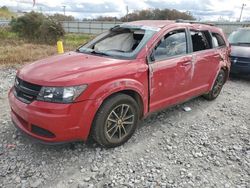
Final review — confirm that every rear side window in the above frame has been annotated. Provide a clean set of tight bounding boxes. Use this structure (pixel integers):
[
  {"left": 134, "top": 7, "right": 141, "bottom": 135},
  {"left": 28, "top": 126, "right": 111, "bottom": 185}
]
[
  {"left": 190, "top": 30, "right": 212, "bottom": 52},
  {"left": 153, "top": 29, "right": 187, "bottom": 61},
  {"left": 212, "top": 33, "right": 226, "bottom": 47}
]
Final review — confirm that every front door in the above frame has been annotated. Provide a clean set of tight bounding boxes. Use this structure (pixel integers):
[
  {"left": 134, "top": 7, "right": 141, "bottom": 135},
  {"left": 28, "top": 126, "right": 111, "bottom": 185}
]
[{"left": 148, "top": 29, "right": 194, "bottom": 112}]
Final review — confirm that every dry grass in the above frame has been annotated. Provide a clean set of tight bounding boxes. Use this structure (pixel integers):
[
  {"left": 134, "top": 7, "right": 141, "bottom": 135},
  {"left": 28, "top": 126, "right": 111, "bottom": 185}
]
[
  {"left": 0, "top": 40, "right": 57, "bottom": 66},
  {"left": 0, "top": 31, "right": 92, "bottom": 67}
]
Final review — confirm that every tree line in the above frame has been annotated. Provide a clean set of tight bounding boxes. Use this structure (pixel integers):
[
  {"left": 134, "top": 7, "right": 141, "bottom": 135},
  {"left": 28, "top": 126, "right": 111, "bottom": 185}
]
[
  {"left": 2, "top": 6, "right": 195, "bottom": 22},
  {"left": 94, "top": 8, "right": 195, "bottom": 22}
]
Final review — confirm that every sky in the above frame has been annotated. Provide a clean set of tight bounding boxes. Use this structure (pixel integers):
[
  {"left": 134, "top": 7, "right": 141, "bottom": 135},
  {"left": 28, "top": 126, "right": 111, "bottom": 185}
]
[{"left": 1, "top": 0, "right": 250, "bottom": 21}]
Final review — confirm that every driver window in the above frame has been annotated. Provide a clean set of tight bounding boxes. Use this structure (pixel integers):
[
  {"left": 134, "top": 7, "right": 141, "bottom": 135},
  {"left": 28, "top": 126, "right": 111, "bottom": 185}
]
[{"left": 153, "top": 29, "right": 187, "bottom": 61}]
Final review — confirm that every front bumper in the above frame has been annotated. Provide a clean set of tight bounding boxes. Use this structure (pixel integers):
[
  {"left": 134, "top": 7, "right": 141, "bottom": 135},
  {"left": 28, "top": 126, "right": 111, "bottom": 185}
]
[
  {"left": 230, "top": 60, "right": 250, "bottom": 75},
  {"left": 8, "top": 88, "right": 97, "bottom": 143}
]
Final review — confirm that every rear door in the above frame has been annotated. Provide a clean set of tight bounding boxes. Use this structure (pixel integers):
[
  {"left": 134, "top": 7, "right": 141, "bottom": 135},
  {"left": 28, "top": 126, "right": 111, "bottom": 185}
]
[
  {"left": 148, "top": 28, "right": 194, "bottom": 112},
  {"left": 187, "top": 29, "right": 219, "bottom": 95}
]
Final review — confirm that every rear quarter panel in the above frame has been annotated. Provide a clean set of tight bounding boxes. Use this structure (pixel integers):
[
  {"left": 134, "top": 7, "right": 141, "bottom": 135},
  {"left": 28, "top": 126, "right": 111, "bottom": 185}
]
[{"left": 209, "top": 27, "right": 231, "bottom": 87}]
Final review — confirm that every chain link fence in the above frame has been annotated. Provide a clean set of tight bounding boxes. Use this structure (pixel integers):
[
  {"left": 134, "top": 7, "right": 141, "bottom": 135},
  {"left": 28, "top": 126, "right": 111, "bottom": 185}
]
[{"left": 61, "top": 21, "right": 122, "bottom": 34}]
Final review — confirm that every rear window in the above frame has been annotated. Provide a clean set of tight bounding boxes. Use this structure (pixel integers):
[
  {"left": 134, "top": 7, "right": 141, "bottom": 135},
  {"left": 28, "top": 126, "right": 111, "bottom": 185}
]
[
  {"left": 190, "top": 30, "right": 212, "bottom": 52},
  {"left": 212, "top": 33, "right": 226, "bottom": 47}
]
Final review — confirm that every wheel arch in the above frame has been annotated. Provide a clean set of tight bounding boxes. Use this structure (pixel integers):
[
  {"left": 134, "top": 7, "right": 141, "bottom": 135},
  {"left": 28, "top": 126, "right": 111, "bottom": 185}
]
[
  {"left": 106, "top": 89, "right": 145, "bottom": 119},
  {"left": 89, "top": 79, "right": 148, "bottom": 118},
  {"left": 82, "top": 79, "right": 148, "bottom": 141},
  {"left": 221, "top": 66, "right": 229, "bottom": 83},
  {"left": 209, "top": 65, "right": 229, "bottom": 91}
]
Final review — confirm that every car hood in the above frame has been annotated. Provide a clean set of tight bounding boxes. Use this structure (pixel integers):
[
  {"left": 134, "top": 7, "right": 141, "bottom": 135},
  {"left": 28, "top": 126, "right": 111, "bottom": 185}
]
[
  {"left": 230, "top": 45, "right": 250, "bottom": 58},
  {"left": 17, "top": 51, "right": 130, "bottom": 86}
]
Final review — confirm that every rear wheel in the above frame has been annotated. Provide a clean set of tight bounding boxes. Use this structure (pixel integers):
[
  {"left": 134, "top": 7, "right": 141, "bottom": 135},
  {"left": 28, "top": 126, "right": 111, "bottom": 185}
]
[
  {"left": 203, "top": 69, "right": 226, "bottom": 100},
  {"left": 91, "top": 94, "right": 139, "bottom": 148}
]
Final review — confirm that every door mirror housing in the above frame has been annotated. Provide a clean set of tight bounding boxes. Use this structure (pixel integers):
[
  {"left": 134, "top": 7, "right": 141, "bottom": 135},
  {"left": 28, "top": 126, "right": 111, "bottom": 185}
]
[{"left": 149, "top": 50, "right": 155, "bottom": 63}]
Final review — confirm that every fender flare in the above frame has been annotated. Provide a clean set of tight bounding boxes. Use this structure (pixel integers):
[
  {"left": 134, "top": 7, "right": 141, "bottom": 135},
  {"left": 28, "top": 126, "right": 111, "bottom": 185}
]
[
  {"left": 209, "top": 62, "right": 229, "bottom": 91},
  {"left": 90, "top": 79, "right": 148, "bottom": 114}
]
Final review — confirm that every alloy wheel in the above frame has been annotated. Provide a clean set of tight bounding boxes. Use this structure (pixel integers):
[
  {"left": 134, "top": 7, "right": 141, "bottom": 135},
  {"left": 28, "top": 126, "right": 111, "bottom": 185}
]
[
  {"left": 104, "top": 104, "right": 135, "bottom": 143},
  {"left": 212, "top": 72, "right": 224, "bottom": 97}
]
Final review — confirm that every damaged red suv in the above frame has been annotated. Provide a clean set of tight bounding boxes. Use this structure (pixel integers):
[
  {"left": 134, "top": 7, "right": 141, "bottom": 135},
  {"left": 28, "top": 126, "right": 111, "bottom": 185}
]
[{"left": 8, "top": 20, "right": 230, "bottom": 147}]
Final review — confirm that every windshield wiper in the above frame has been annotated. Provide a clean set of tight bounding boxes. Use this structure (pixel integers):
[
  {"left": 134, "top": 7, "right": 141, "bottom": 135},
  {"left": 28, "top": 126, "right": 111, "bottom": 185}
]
[
  {"left": 89, "top": 50, "right": 110, "bottom": 56},
  {"left": 77, "top": 48, "right": 110, "bottom": 57}
]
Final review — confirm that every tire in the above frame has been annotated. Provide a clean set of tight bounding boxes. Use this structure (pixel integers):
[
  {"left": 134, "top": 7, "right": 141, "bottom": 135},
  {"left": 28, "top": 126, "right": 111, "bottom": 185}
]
[
  {"left": 91, "top": 93, "right": 139, "bottom": 148},
  {"left": 203, "top": 69, "right": 226, "bottom": 101}
]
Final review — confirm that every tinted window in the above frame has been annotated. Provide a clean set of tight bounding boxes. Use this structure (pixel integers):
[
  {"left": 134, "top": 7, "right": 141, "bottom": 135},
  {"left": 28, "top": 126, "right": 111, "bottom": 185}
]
[
  {"left": 191, "top": 30, "right": 212, "bottom": 52},
  {"left": 153, "top": 30, "right": 187, "bottom": 61},
  {"left": 212, "top": 33, "right": 226, "bottom": 47}
]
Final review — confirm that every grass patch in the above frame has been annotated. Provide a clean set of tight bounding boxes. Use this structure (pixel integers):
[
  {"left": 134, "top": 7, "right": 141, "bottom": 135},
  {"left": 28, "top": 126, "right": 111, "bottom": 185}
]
[
  {"left": 0, "top": 29, "right": 18, "bottom": 39},
  {"left": 63, "top": 33, "right": 93, "bottom": 50},
  {"left": 0, "top": 42, "right": 57, "bottom": 65},
  {"left": 0, "top": 29, "right": 93, "bottom": 66}
]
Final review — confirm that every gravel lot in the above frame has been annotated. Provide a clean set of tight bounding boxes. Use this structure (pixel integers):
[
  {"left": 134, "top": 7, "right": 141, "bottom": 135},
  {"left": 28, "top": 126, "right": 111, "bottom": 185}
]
[{"left": 0, "top": 67, "right": 249, "bottom": 188}]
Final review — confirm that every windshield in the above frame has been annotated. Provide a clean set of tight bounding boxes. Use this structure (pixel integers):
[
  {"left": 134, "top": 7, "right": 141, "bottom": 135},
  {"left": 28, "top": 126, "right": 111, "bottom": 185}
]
[
  {"left": 228, "top": 29, "right": 250, "bottom": 45},
  {"left": 77, "top": 25, "right": 158, "bottom": 59}
]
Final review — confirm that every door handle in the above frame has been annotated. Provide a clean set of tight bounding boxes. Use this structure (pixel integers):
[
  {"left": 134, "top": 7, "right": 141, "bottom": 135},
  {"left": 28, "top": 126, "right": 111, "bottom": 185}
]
[
  {"left": 181, "top": 61, "right": 192, "bottom": 66},
  {"left": 138, "top": 67, "right": 147, "bottom": 73}
]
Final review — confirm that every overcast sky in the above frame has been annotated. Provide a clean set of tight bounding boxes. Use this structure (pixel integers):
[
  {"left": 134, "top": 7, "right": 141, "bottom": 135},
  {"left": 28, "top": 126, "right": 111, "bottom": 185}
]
[{"left": 1, "top": 0, "right": 250, "bottom": 21}]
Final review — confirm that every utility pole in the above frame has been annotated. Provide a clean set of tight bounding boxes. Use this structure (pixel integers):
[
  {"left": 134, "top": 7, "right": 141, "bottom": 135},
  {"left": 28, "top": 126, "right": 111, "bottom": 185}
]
[
  {"left": 16, "top": 0, "right": 20, "bottom": 12},
  {"left": 126, "top": 5, "right": 129, "bottom": 22},
  {"left": 62, "top": 5, "right": 66, "bottom": 16},
  {"left": 239, "top": 3, "right": 246, "bottom": 22}
]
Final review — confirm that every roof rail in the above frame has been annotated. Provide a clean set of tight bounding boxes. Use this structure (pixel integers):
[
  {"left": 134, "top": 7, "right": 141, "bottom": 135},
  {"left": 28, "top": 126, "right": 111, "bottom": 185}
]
[{"left": 176, "top": 19, "right": 214, "bottom": 26}]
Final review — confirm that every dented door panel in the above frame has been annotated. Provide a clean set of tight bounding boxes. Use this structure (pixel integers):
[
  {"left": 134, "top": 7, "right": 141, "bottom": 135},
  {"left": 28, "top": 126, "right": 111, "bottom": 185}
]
[
  {"left": 149, "top": 55, "right": 194, "bottom": 112},
  {"left": 189, "top": 49, "right": 220, "bottom": 95}
]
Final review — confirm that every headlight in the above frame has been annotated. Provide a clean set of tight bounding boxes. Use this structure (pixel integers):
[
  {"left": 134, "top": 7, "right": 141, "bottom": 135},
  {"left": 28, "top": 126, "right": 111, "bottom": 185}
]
[{"left": 37, "top": 85, "right": 87, "bottom": 103}]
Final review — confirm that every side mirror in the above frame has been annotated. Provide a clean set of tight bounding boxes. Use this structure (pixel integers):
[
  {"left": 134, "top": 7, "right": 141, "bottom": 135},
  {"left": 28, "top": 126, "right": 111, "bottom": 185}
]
[{"left": 149, "top": 50, "right": 155, "bottom": 62}]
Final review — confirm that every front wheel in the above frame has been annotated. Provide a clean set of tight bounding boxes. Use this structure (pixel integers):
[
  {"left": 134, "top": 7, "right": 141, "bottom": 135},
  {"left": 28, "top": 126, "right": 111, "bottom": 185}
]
[
  {"left": 91, "top": 94, "right": 139, "bottom": 148},
  {"left": 203, "top": 69, "right": 226, "bottom": 100}
]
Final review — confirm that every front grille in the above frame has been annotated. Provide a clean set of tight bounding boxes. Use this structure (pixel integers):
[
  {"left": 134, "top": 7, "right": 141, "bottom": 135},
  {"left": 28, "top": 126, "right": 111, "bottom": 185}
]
[
  {"left": 230, "top": 56, "right": 250, "bottom": 67},
  {"left": 14, "top": 77, "right": 42, "bottom": 104},
  {"left": 31, "top": 124, "right": 55, "bottom": 138}
]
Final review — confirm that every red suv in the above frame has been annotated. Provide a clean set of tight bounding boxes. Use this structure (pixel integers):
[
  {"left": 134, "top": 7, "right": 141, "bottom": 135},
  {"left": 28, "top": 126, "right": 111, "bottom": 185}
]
[{"left": 8, "top": 20, "right": 230, "bottom": 147}]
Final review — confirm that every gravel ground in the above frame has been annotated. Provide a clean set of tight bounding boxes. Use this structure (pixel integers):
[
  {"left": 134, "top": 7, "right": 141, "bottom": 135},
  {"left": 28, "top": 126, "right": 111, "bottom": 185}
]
[{"left": 0, "top": 67, "right": 249, "bottom": 188}]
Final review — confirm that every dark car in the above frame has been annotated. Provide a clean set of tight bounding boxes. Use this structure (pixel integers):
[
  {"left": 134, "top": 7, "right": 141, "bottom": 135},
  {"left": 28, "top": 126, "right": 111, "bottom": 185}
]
[{"left": 228, "top": 28, "right": 250, "bottom": 75}]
